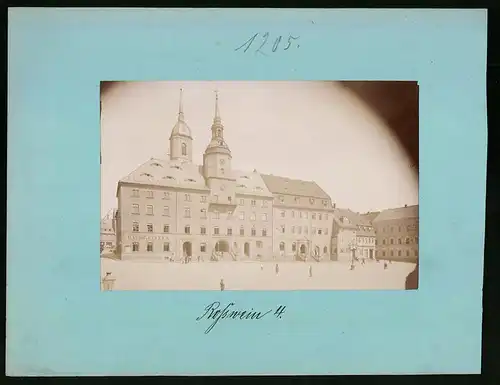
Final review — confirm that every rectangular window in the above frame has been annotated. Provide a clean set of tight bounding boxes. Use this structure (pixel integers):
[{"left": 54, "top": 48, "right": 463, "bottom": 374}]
[
  {"left": 323, "top": 200, "right": 328, "bottom": 207},
  {"left": 200, "top": 209, "right": 207, "bottom": 219},
  {"left": 250, "top": 212, "right": 256, "bottom": 221},
  {"left": 147, "top": 190, "right": 154, "bottom": 198},
  {"left": 292, "top": 226, "right": 295, "bottom": 234},
  {"left": 319, "top": 214, "right": 322, "bottom": 220},
  {"left": 251, "top": 227, "right": 256, "bottom": 236},
  {"left": 201, "top": 243, "right": 207, "bottom": 253},
  {"left": 147, "top": 223, "right": 153, "bottom": 232},
  {"left": 132, "top": 222, "right": 139, "bottom": 232},
  {"left": 213, "top": 195, "right": 219, "bottom": 202},
  {"left": 299, "top": 211, "right": 303, "bottom": 218},
  {"left": 318, "top": 229, "right": 322, "bottom": 235},
  {"left": 132, "top": 242, "right": 139, "bottom": 252},
  {"left": 132, "top": 204, "right": 140, "bottom": 214},
  {"left": 147, "top": 242, "right": 153, "bottom": 252},
  {"left": 257, "top": 241, "right": 263, "bottom": 248},
  {"left": 298, "top": 226, "right": 302, "bottom": 234},
  {"left": 163, "top": 224, "right": 170, "bottom": 233},
  {"left": 304, "top": 212, "right": 308, "bottom": 219},
  {"left": 240, "top": 199, "right": 244, "bottom": 205},
  {"left": 262, "top": 200, "right": 268, "bottom": 208},
  {"left": 184, "top": 207, "right": 191, "bottom": 218},
  {"left": 262, "top": 228, "right": 267, "bottom": 237},
  {"left": 239, "top": 211, "right": 245, "bottom": 220},
  {"left": 280, "top": 210, "right": 285, "bottom": 218},
  {"left": 214, "top": 211, "right": 220, "bottom": 220},
  {"left": 163, "top": 191, "right": 170, "bottom": 200},
  {"left": 227, "top": 211, "right": 233, "bottom": 219},
  {"left": 292, "top": 211, "right": 295, "bottom": 218},
  {"left": 185, "top": 194, "right": 191, "bottom": 202},
  {"left": 240, "top": 227, "right": 245, "bottom": 236},
  {"left": 163, "top": 242, "right": 170, "bottom": 252},
  {"left": 132, "top": 189, "right": 139, "bottom": 197},
  {"left": 312, "top": 213, "right": 316, "bottom": 220},
  {"left": 184, "top": 226, "right": 190, "bottom": 234},
  {"left": 227, "top": 228, "right": 232, "bottom": 235},
  {"left": 251, "top": 200, "right": 256, "bottom": 206},
  {"left": 163, "top": 206, "right": 170, "bottom": 216},
  {"left": 146, "top": 205, "right": 153, "bottom": 215},
  {"left": 201, "top": 226, "right": 206, "bottom": 235},
  {"left": 304, "top": 226, "right": 308, "bottom": 234},
  {"left": 261, "top": 213, "right": 267, "bottom": 221},
  {"left": 281, "top": 225, "right": 285, "bottom": 234},
  {"left": 200, "top": 195, "right": 207, "bottom": 203},
  {"left": 214, "top": 227, "right": 220, "bottom": 235}
]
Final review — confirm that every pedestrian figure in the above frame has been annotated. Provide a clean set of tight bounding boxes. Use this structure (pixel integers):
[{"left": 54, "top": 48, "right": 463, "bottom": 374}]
[
  {"left": 309, "top": 265, "right": 313, "bottom": 278},
  {"left": 384, "top": 261, "right": 388, "bottom": 270},
  {"left": 275, "top": 263, "right": 279, "bottom": 275},
  {"left": 350, "top": 263, "right": 355, "bottom": 271},
  {"left": 220, "top": 278, "right": 225, "bottom": 291}
]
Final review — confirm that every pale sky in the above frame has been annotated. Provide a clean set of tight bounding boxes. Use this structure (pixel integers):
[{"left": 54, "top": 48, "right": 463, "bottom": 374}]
[{"left": 101, "top": 81, "right": 418, "bottom": 217}]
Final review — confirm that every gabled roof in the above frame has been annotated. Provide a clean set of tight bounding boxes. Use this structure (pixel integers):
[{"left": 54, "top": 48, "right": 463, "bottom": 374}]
[
  {"left": 118, "top": 158, "right": 273, "bottom": 197},
  {"left": 333, "top": 208, "right": 376, "bottom": 236},
  {"left": 373, "top": 205, "right": 419, "bottom": 222},
  {"left": 233, "top": 169, "right": 273, "bottom": 198},
  {"left": 260, "top": 174, "right": 331, "bottom": 200},
  {"left": 119, "top": 158, "right": 209, "bottom": 191}
]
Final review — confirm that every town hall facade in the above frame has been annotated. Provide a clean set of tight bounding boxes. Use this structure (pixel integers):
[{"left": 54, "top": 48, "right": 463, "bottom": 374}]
[{"left": 114, "top": 90, "right": 336, "bottom": 262}]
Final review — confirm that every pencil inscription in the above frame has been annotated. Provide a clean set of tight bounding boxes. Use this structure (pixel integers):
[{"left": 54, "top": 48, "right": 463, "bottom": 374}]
[{"left": 235, "top": 33, "right": 300, "bottom": 55}]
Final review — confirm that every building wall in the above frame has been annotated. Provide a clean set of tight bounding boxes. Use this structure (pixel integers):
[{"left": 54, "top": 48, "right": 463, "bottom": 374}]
[
  {"left": 374, "top": 218, "right": 419, "bottom": 261},
  {"left": 356, "top": 235, "right": 376, "bottom": 259},
  {"left": 117, "top": 184, "right": 275, "bottom": 260},
  {"left": 271, "top": 200, "right": 334, "bottom": 261},
  {"left": 332, "top": 228, "right": 356, "bottom": 262}
]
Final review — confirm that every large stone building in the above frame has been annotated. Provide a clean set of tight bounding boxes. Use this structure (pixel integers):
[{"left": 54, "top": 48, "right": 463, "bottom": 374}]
[
  {"left": 372, "top": 205, "right": 419, "bottom": 262},
  {"left": 331, "top": 209, "right": 376, "bottom": 262},
  {"left": 114, "top": 91, "right": 335, "bottom": 261}
]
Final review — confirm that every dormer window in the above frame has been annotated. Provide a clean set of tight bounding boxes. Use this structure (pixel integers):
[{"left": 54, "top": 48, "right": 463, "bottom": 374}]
[
  {"left": 185, "top": 178, "right": 196, "bottom": 183},
  {"left": 279, "top": 195, "right": 285, "bottom": 203},
  {"left": 309, "top": 198, "right": 315, "bottom": 204},
  {"left": 141, "top": 173, "right": 153, "bottom": 178},
  {"left": 241, "top": 176, "right": 250, "bottom": 179},
  {"left": 255, "top": 186, "right": 263, "bottom": 191},
  {"left": 163, "top": 176, "right": 176, "bottom": 180},
  {"left": 323, "top": 200, "right": 328, "bottom": 206},
  {"left": 237, "top": 184, "right": 247, "bottom": 188},
  {"left": 151, "top": 162, "right": 163, "bottom": 167},
  {"left": 170, "top": 165, "right": 181, "bottom": 170}
]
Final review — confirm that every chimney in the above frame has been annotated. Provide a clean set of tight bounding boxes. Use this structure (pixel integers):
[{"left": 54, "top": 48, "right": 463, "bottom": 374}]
[{"left": 404, "top": 204, "right": 408, "bottom": 208}]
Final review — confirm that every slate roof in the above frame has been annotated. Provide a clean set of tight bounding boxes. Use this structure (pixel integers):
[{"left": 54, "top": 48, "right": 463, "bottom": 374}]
[
  {"left": 372, "top": 205, "right": 419, "bottom": 222},
  {"left": 118, "top": 158, "right": 273, "bottom": 197},
  {"left": 260, "top": 174, "right": 331, "bottom": 199},
  {"left": 333, "top": 208, "right": 376, "bottom": 236}
]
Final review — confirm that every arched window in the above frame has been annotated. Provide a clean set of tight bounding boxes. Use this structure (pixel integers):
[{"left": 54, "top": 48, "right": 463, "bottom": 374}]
[
  {"left": 390, "top": 238, "right": 394, "bottom": 245},
  {"left": 398, "top": 250, "right": 402, "bottom": 257},
  {"left": 323, "top": 246, "right": 328, "bottom": 254},
  {"left": 382, "top": 239, "right": 386, "bottom": 245},
  {"left": 390, "top": 250, "right": 394, "bottom": 257},
  {"left": 181, "top": 143, "right": 187, "bottom": 156},
  {"left": 279, "top": 242, "right": 285, "bottom": 251},
  {"left": 398, "top": 238, "right": 402, "bottom": 244},
  {"left": 405, "top": 237, "right": 410, "bottom": 244},
  {"left": 406, "top": 250, "right": 410, "bottom": 257},
  {"left": 292, "top": 243, "right": 297, "bottom": 252}
]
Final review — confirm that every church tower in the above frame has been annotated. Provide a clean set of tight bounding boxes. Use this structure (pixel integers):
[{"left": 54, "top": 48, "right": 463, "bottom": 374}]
[
  {"left": 169, "top": 89, "right": 193, "bottom": 162},
  {"left": 203, "top": 91, "right": 237, "bottom": 206}
]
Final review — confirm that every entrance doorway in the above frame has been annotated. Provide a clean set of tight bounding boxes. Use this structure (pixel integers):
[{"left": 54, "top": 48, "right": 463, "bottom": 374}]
[
  {"left": 215, "top": 240, "right": 229, "bottom": 253},
  {"left": 244, "top": 242, "right": 250, "bottom": 257},
  {"left": 300, "top": 244, "right": 307, "bottom": 254},
  {"left": 369, "top": 249, "right": 373, "bottom": 259},
  {"left": 183, "top": 242, "right": 192, "bottom": 257}
]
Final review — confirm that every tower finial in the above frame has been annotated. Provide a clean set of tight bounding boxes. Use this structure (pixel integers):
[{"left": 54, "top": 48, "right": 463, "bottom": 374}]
[
  {"left": 214, "top": 90, "right": 220, "bottom": 120},
  {"left": 178, "top": 88, "right": 184, "bottom": 118}
]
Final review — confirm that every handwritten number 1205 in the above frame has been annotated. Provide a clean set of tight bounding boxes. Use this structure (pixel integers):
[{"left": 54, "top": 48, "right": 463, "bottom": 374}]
[{"left": 235, "top": 33, "right": 300, "bottom": 55}]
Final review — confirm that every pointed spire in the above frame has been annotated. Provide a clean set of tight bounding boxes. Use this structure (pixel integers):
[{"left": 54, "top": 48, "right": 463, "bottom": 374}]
[
  {"left": 178, "top": 88, "right": 185, "bottom": 121},
  {"left": 214, "top": 90, "right": 221, "bottom": 123}
]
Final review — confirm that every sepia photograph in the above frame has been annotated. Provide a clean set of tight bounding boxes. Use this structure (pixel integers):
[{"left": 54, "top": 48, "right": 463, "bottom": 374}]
[{"left": 100, "top": 81, "right": 419, "bottom": 291}]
